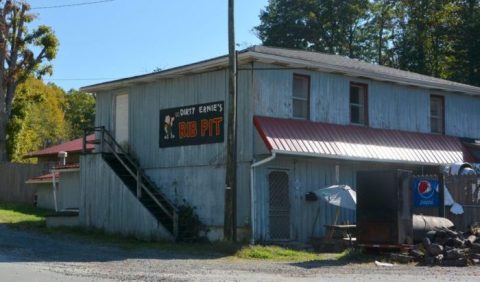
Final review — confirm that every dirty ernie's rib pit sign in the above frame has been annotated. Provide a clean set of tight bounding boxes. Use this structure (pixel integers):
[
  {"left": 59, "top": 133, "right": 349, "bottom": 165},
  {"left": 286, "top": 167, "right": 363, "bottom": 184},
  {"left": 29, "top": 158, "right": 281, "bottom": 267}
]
[{"left": 159, "top": 101, "right": 224, "bottom": 148}]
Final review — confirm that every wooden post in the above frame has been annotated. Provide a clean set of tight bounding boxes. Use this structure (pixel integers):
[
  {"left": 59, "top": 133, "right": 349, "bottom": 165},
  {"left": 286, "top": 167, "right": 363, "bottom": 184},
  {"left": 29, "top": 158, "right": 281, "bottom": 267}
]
[
  {"left": 438, "top": 173, "right": 445, "bottom": 217},
  {"left": 82, "top": 129, "right": 87, "bottom": 154},
  {"left": 224, "top": 0, "right": 237, "bottom": 242},
  {"left": 137, "top": 169, "right": 142, "bottom": 199},
  {"left": 100, "top": 128, "right": 105, "bottom": 153}
]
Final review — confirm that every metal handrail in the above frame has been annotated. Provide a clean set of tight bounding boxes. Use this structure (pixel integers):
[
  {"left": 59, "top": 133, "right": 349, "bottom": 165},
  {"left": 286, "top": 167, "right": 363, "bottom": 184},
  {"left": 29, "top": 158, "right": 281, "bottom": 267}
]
[{"left": 83, "top": 127, "right": 179, "bottom": 236}]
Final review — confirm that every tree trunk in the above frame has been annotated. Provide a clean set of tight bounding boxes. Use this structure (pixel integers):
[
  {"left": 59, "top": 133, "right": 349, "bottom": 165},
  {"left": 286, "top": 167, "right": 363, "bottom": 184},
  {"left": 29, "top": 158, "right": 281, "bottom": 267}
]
[{"left": 0, "top": 110, "right": 8, "bottom": 162}]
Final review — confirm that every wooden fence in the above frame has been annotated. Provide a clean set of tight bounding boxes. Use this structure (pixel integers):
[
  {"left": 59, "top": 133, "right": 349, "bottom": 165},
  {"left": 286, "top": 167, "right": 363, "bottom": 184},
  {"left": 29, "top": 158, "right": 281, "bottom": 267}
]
[
  {"left": 413, "top": 175, "right": 480, "bottom": 231},
  {"left": 0, "top": 163, "right": 44, "bottom": 205},
  {"left": 445, "top": 175, "right": 480, "bottom": 230}
]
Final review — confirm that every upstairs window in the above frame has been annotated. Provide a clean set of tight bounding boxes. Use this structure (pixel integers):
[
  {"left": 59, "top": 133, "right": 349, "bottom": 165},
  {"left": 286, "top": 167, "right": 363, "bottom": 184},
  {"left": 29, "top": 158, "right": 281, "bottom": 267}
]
[
  {"left": 292, "top": 74, "right": 310, "bottom": 119},
  {"left": 350, "top": 83, "right": 368, "bottom": 126},
  {"left": 430, "top": 95, "right": 444, "bottom": 134}
]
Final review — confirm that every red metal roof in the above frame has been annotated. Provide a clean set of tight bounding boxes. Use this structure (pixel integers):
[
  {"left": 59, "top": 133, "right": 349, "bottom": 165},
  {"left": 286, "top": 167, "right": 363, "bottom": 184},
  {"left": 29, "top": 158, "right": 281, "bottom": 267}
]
[
  {"left": 254, "top": 116, "right": 473, "bottom": 165},
  {"left": 25, "top": 134, "right": 95, "bottom": 158},
  {"left": 25, "top": 172, "right": 60, "bottom": 184}
]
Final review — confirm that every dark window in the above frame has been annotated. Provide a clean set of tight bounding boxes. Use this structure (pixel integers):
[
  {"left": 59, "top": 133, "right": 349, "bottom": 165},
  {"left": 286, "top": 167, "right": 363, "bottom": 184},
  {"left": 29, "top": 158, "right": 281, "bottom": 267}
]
[
  {"left": 292, "top": 74, "right": 310, "bottom": 119},
  {"left": 350, "top": 83, "right": 368, "bottom": 125},
  {"left": 430, "top": 95, "right": 444, "bottom": 134}
]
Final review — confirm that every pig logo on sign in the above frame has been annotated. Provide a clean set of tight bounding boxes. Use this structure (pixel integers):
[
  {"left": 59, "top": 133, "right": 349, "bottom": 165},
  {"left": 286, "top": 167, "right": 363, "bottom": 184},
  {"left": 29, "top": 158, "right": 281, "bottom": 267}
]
[{"left": 164, "top": 115, "right": 175, "bottom": 140}]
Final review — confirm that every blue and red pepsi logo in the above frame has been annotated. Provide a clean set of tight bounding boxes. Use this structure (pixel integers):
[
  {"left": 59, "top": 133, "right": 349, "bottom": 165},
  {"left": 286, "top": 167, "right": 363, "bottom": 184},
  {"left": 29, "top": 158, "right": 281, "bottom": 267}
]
[{"left": 417, "top": 180, "right": 434, "bottom": 199}]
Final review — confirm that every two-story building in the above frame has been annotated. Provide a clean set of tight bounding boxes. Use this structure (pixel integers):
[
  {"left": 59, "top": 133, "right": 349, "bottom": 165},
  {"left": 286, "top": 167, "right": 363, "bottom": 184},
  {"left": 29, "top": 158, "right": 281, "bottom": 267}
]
[{"left": 80, "top": 46, "right": 480, "bottom": 243}]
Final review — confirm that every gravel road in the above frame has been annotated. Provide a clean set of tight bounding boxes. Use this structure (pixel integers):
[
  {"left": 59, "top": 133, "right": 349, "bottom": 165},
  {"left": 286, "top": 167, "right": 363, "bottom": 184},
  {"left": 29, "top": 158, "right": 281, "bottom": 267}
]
[{"left": 1, "top": 224, "right": 479, "bottom": 282}]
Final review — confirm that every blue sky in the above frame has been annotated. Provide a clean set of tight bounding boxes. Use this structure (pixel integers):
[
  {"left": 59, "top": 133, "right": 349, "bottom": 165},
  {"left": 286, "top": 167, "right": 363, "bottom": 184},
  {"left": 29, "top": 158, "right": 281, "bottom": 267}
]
[{"left": 29, "top": 0, "right": 268, "bottom": 91}]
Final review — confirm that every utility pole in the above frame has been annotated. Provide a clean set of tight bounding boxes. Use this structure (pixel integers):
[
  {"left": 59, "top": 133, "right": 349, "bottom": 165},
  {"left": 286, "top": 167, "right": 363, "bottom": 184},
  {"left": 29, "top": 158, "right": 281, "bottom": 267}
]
[{"left": 224, "top": 0, "right": 237, "bottom": 241}]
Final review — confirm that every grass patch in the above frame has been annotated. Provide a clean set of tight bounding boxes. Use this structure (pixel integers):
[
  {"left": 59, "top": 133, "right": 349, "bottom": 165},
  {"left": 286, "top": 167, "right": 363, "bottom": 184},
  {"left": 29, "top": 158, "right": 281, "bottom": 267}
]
[
  {"left": 0, "top": 203, "right": 360, "bottom": 262},
  {"left": 236, "top": 245, "right": 321, "bottom": 261},
  {"left": 0, "top": 202, "right": 50, "bottom": 229}
]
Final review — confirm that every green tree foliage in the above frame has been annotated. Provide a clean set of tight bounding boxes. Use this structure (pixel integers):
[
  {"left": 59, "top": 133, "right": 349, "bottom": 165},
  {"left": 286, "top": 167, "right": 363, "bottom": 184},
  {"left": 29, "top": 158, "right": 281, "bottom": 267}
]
[
  {"left": 0, "top": 1, "right": 59, "bottom": 162},
  {"left": 255, "top": 0, "right": 480, "bottom": 86},
  {"left": 65, "top": 90, "right": 96, "bottom": 139},
  {"left": 446, "top": 0, "right": 480, "bottom": 85},
  {"left": 7, "top": 78, "right": 67, "bottom": 163},
  {"left": 256, "top": 0, "right": 369, "bottom": 58}
]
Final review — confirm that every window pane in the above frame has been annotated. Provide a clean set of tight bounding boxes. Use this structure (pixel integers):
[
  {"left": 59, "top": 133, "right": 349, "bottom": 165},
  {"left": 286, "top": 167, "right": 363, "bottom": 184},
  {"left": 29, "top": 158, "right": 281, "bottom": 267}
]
[
  {"left": 350, "top": 83, "right": 367, "bottom": 125},
  {"left": 292, "top": 75, "right": 309, "bottom": 119},
  {"left": 293, "top": 76, "right": 309, "bottom": 99},
  {"left": 350, "top": 87, "right": 360, "bottom": 104},
  {"left": 431, "top": 99, "right": 440, "bottom": 117},
  {"left": 351, "top": 106, "right": 360, "bottom": 124},
  {"left": 430, "top": 96, "right": 444, "bottom": 134},
  {"left": 431, "top": 118, "right": 438, "bottom": 133},
  {"left": 293, "top": 99, "right": 308, "bottom": 119}
]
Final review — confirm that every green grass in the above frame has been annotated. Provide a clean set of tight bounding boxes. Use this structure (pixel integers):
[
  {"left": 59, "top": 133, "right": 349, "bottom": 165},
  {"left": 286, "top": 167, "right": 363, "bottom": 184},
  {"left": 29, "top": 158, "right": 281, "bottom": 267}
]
[
  {"left": 236, "top": 245, "right": 322, "bottom": 261},
  {"left": 0, "top": 202, "right": 357, "bottom": 262},
  {"left": 0, "top": 202, "right": 51, "bottom": 228}
]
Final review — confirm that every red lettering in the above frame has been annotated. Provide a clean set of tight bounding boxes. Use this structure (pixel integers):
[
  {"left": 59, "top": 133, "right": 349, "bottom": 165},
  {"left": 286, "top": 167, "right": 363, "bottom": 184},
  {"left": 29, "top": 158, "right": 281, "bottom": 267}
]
[
  {"left": 178, "top": 122, "right": 187, "bottom": 139},
  {"left": 188, "top": 121, "right": 197, "bottom": 137},
  {"left": 200, "top": 119, "right": 209, "bottom": 137},
  {"left": 211, "top": 117, "right": 223, "bottom": 136}
]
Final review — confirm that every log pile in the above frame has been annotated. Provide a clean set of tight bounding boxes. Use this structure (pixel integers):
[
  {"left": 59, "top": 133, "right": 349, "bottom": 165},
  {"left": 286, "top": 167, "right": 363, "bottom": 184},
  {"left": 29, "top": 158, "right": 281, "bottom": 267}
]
[{"left": 409, "top": 225, "right": 480, "bottom": 266}]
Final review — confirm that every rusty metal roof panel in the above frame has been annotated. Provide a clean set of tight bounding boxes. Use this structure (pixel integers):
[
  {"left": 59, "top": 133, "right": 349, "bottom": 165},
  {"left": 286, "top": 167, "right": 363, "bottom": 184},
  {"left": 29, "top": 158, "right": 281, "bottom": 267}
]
[{"left": 254, "top": 116, "right": 472, "bottom": 165}]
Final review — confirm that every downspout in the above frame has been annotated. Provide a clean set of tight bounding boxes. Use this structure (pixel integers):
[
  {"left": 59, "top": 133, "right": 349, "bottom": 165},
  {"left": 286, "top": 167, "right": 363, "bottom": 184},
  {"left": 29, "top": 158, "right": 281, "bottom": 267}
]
[{"left": 250, "top": 151, "right": 276, "bottom": 245}]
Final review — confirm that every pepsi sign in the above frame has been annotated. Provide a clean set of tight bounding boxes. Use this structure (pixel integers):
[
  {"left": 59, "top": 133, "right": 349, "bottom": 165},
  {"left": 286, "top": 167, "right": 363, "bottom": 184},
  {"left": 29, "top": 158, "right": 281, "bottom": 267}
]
[{"left": 412, "top": 178, "right": 439, "bottom": 207}]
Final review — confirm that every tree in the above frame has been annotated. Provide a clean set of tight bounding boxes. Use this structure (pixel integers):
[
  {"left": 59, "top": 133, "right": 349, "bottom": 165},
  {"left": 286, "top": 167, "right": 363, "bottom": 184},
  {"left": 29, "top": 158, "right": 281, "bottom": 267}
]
[
  {"left": 256, "top": 0, "right": 319, "bottom": 50},
  {"left": 65, "top": 90, "right": 95, "bottom": 139},
  {"left": 447, "top": 0, "right": 480, "bottom": 86},
  {"left": 0, "top": 0, "right": 58, "bottom": 162},
  {"left": 364, "top": 0, "right": 399, "bottom": 65},
  {"left": 8, "top": 78, "right": 67, "bottom": 162},
  {"left": 255, "top": 0, "right": 369, "bottom": 58}
]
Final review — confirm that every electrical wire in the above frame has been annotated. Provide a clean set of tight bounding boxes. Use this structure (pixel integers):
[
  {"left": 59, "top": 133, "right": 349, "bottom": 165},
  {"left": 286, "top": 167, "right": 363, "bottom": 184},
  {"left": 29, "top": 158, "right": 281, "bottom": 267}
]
[
  {"left": 43, "top": 78, "right": 119, "bottom": 81},
  {"left": 31, "top": 0, "right": 115, "bottom": 10}
]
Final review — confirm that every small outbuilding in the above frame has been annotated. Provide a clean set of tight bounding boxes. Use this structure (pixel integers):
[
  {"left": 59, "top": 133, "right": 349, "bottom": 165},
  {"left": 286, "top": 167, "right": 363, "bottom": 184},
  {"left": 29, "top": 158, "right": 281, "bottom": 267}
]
[{"left": 24, "top": 135, "right": 95, "bottom": 211}]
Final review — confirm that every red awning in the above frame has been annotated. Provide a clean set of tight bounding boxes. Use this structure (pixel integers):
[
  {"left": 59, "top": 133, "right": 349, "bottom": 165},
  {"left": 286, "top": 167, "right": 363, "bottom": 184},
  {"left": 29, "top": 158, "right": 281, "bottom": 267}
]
[
  {"left": 254, "top": 116, "right": 473, "bottom": 165},
  {"left": 25, "top": 172, "right": 60, "bottom": 184},
  {"left": 24, "top": 134, "right": 95, "bottom": 158}
]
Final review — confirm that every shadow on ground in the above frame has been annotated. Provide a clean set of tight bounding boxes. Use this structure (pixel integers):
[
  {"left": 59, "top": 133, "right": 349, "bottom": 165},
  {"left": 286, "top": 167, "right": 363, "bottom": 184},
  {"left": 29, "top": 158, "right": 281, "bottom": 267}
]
[{"left": 0, "top": 223, "right": 244, "bottom": 264}]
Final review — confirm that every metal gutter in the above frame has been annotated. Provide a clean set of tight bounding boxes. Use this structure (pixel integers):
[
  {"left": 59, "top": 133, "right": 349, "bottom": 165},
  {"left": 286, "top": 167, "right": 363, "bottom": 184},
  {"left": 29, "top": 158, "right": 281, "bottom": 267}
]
[
  {"left": 25, "top": 179, "right": 59, "bottom": 184},
  {"left": 250, "top": 151, "right": 277, "bottom": 245},
  {"left": 271, "top": 150, "right": 447, "bottom": 166}
]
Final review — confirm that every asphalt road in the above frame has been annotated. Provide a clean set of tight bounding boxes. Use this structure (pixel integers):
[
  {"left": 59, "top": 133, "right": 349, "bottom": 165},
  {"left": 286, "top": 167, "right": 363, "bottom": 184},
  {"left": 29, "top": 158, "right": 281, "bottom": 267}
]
[{"left": 1, "top": 224, "right": 480, "bottom": 282}]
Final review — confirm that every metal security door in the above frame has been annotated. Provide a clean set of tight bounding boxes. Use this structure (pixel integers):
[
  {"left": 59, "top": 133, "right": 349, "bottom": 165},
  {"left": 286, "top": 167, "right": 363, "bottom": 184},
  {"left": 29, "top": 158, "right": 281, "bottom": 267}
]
[{"left": 268, "top": 171, "right": 290, "bottom": 240}]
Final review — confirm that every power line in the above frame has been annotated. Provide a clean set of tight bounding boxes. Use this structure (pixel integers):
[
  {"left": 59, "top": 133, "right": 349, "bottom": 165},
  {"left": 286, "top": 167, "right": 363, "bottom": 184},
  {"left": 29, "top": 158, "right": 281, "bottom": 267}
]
[
  {"left": 43, "top": 78, "right": 118, "bottom": 81},
  {"left": 31, "top": 0, "right": 115, "bottom": 10}
]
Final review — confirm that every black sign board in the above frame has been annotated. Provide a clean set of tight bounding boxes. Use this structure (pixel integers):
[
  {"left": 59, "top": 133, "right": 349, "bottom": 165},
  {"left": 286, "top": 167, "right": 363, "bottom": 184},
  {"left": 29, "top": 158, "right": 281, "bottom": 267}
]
[{"left": 159, "top": 101, "right": 224, "bottom": 148}]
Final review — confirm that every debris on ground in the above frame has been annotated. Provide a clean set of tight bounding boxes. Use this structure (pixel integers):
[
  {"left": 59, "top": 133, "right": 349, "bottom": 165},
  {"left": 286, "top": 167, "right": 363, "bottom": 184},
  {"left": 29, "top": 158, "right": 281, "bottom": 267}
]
[
  {"left": 375, "top": 261, "right": 394, "bottom": 267},
  {"left": 405, "top": 224, "right": 480, "bottom": 266}
]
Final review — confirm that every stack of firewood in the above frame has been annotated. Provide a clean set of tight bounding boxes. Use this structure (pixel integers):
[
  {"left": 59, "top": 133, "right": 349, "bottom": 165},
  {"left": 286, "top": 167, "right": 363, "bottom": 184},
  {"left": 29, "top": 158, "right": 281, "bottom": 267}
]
[{"left": 409, "top": 225, "right": 480, "bottom": 266}]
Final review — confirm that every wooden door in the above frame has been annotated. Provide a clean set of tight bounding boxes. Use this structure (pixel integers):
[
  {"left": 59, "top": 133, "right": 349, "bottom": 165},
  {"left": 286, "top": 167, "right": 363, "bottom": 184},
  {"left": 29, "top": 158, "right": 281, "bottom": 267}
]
[{"left": 114, "top": 94, "right": 129, "bottom": 148}]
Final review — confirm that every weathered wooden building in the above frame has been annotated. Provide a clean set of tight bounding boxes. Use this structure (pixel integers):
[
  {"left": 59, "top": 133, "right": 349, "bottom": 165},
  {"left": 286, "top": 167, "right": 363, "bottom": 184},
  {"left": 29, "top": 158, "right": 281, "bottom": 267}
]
[{"left": 81, "top": 46, "right": 480, "bottom": 243}]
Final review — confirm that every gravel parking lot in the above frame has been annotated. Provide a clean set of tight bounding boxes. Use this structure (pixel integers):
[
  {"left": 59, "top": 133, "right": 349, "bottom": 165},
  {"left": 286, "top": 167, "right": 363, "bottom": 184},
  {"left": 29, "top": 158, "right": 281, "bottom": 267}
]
[{"left": 1, "top": 224, "right": 479, "bottom": 282}]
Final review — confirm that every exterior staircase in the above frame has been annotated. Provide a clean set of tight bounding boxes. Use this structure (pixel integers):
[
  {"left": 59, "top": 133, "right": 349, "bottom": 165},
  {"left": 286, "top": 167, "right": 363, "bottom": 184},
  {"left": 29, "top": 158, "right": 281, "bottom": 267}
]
[{"left": 83, "top": 127, "right": 178, "bottom": 239}]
